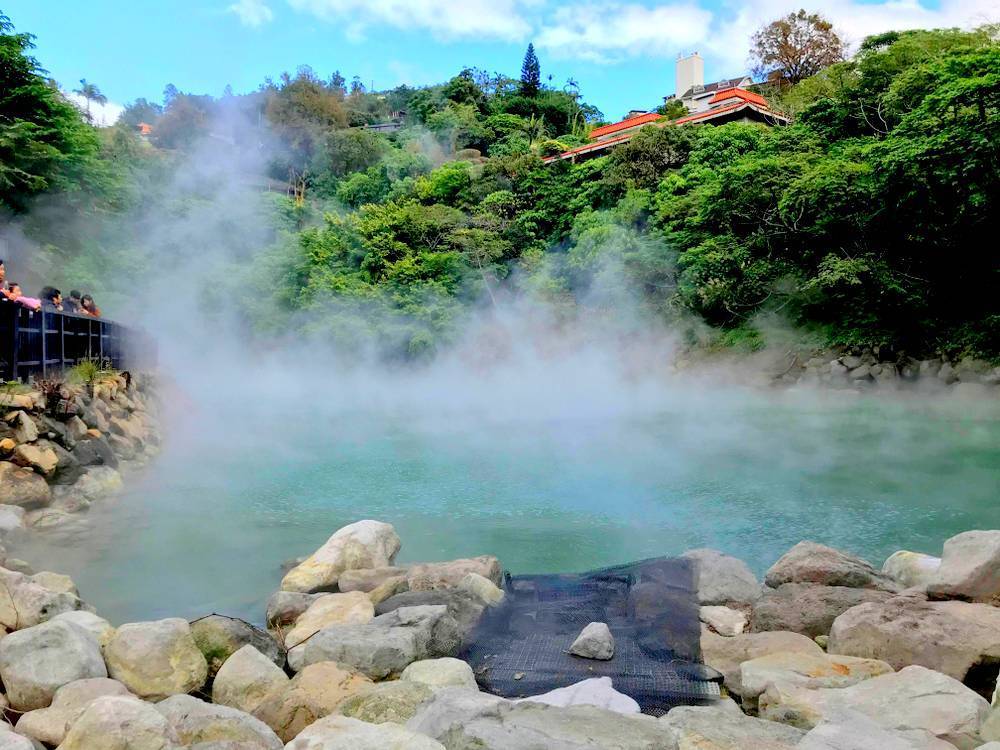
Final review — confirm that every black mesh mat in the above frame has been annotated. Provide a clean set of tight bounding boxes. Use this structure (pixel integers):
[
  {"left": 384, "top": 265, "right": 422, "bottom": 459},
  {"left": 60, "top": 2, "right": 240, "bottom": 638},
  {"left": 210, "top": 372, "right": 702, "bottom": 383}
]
[{"left": 459, "top": 556, "right": 723, "bottom": 716}]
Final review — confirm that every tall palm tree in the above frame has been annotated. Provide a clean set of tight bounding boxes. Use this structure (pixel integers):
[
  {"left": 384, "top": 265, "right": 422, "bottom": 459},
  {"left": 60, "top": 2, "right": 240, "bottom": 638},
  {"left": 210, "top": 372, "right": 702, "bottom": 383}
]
[{"left": 73, "top": 79, "right": 107, "bottom": 124}]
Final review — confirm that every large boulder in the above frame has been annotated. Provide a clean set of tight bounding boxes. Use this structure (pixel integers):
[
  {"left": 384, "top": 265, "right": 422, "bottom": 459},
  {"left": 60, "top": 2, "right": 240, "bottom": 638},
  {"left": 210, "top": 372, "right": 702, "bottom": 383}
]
[
  {"left": 408, "top": 687, "right": 676, "bottom": 749},
  {"left": 737, "top": 651, "right": 893, "bottom": 704},
  {"left": 765, "top": 542, "right": 897, "bottom": 591},
  {"left": 58, "top": 695, "right": 181, "bottom": 750},
  {"left": 265, "top": 590, "right": 321, "bottom": 628},
  {"left": 569, "top": 622, "right": 615, "bottom": 660},
  {"left": 335, "top": 680, "right": 433, "bottom": 724},
  {"left": 281, "top": 520, "right": 401, "bottom": 593},
  {"left": 0, "top": 726, "right": 40, "bottom": 750},
  {"left": 926, "top": 530, "right": 1000, "bottom": 604},
  {"left": 49, "top": 611, "right": 115, "bottom": 648},
  {"left": 699, "top": 605, "right": 747, "bottom": 637},
  {"left": 796, "top": 710, "right": 958, "bottom": 750},
  {"left": 12, "top": 443, "right": 57, "bottom": 477},
  {"left": 212, "top": 645, "right": 289, "bottom": 716},
  {"left": 375, "top": 588, "right": 485, "bottom": 642},
  {"left": 518, "top": 677, "right": 640, "bottom": 715},
  {"left": 287, "top": 715, "right": 444, "bottom": 750},
  {"left": 288, "top": 605, "right": 461, "bottom": 679},
  {"left": 337, "top": 567, "right": 409, "bottom": 593},
  {"left": 104, "top": 618, "right": 209, "bottom": 701},
  {"left": 0, "top": 619, "right": 107, "bottom": 711},
  {"left": 828, "top": 593, "right": 1000, "bottom": 696},
  {"left": 71, "top": 436, "right": 118, "bottom": 469},
  {"left": 0, "top": 566, "right": 86, "bottom": 630},
  {"left": 254, "top": 661, "right": 373, "bottom": 742},
  {"left": 681, "top": 548, "right": 761, "bottom": 606},
  {"left": 400, "top": 658, "right": 478, "bottom": 692},
  {"left": 459, "top": 572, "right": 505, "bottom": 606},
  {"left": 662, "top": 703, "right": 805, "bottom": 748},
  {"left": 0, "top": 462, "right": 50, "bottom": 509},
  {"left": 14, "top": 678, "right": 131, "bottom": 746},
  {"left": 700, "top": 626, "right": 823, "bottom": 692},
  {"left": 406, "top": 556, "right": 502, "bottom": 591},
  {"left": 189, "top": 614, "right": 284, "bottom": 674},
  {"left": 155, "top": 694, "right": 282, "bottom": 750},
  {"left": 759, "top": 665, "right": 990, "bottom": 749},
  {"left": 882, "top": 551, "right": 941, "bottom": 589},
  {"left": 283, "top": 592, "right": 375, "bottom": 649},
  {"left": 750, "top": 583, "right": 892, "bottom": 637}
]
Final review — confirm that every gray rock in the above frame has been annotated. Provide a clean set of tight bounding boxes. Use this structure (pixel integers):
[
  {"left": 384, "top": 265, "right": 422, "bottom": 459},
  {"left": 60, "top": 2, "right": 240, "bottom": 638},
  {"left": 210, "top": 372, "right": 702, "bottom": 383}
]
[
  {"left": 407, "top": 556, "right": 503, "bottom": 591},
  {"left": 796, "top": 710, "right": 958, "bottom": 749},
  {"left": 287, "top": 605, "right": 460, "bottom": 678},
  {"left": 700, "top": 626, "right": 824, "bottom": 692},
  {"left": 337, "top": 566, "right": 409, "bottom": 593},
  {"left": 376, "top": 588, "right": 485, "bottom": 642},
  {"left": 212, "top": 645, "right": 289, "bottom": 716},
  {"left": 281, "top": 520, "right": 401, "bottom": 593},
  {"left": 104, "top": 618, "right": 209, "bottom": 701},
  {"left": 0, "top": 726, "right": 42, "bottom": 750},
  {"left": 408, "top": 686, "right": 672, "bottom": 749},
  {"left": 881, "top": 551, "right": 941, "bottom": 589},
  {"left": 155, "top": 694, "right": 282, "bottom": 750},
  {"left": 70, "top": 436, "right": 118, "bottom": 469},
  {"left": 48, "top": 611, "right": 115, "bottom": 648},
  {"left": 750, "top": 583, "right": 892, "bottom": 637},
  {"left": 569, "top": 622, "right": 615, "bottom": 660},
  {"left": 58, "top": 695, "right": 181, "bottom": 750},
  {"left": 0, "top": 462, "right": 50, "bottom": 509},
  {"left": 400, "top": 657, "right": 479, "bottom": 692},
  {"left": 335, "top": 680, "right": 434, "bottom": 725},
  {"left": 736, "top": 650, "right": 893, "bottom": 704},
  {"left": 265, "top": 590, "right": 321, "bottom": 628},
  {"left": 828, "top": 593, "right": 1000, "bottom": 695},
  {"left": 0, "top": 505, "right": 26, "bottom": 535},
  {"left": 699, "top": 605, "right": 747, "bottom": 636},
  {"left": 765, "top": 541, "right": 898, "bottom": 590},
  {"left": 681, "top": 548, "right": 761, "bottom": 605},
  {"left": 189, "top": 614, "right": 284, "bottom": 674},
  {"left": 288, "top": 715, "right": 444, "bottom": 750},
  {"left": 0, "top": 619, "right": 107, "bottom": 711},
  {"left": 926, "top": 530, "right": 1000, "bottom": 604},
  {"left": 14, "top": 677, "right": 131, "bottom": 746},
  {"left": 662, "top": 703, "right": 805, "bottom": 748}
]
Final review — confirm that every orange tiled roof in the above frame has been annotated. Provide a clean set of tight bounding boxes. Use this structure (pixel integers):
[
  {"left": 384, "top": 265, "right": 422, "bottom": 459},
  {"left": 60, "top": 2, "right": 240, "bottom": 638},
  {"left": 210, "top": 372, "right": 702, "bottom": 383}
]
[
  {"left": 708, "top": 87, "right": 768, "bottom": 107},
  {"left": 589, "top": 112, "right": 663, "bottom": 139}
]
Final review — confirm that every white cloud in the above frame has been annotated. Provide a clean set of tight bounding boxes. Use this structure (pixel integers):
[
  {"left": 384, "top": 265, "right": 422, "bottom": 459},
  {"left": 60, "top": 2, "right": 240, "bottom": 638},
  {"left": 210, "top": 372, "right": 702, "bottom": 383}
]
[
  {"left": 286, "top": 0, "right": 533, "bottom": 41},
  {"left": 534, "top": 0, "right": 998, "bottom": 69},
  {"left": 228, "top": 0, "right": 274, "bottom": 27},
  {"left": 65, "top": 92, "right": 125, "bottom": 127}
]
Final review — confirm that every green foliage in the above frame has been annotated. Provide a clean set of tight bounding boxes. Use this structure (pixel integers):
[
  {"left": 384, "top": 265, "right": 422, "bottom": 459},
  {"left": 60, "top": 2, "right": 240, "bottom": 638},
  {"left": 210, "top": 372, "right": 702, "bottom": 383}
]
[{"left": 520, "top": 44, "right": 541, "bottom": 97}]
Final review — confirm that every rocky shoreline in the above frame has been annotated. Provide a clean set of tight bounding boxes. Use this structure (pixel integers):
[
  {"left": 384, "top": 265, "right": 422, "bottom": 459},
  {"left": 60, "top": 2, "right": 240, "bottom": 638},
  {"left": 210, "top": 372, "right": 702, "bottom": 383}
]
[{"left": 0, "top": 512, "right": 996, "bottom": 748}]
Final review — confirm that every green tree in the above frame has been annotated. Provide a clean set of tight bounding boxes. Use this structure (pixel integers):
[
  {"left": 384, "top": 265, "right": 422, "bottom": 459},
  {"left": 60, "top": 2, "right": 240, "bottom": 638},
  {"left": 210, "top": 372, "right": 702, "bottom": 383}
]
[
  {"left": 751, "top": 10, "right": 846, "bottom": 85},
  {"left": 73, "top": 78, "right": 107, "bottom": 123},
  {"left": 520, "top": 43, "right": 541, "bottom": 98}
]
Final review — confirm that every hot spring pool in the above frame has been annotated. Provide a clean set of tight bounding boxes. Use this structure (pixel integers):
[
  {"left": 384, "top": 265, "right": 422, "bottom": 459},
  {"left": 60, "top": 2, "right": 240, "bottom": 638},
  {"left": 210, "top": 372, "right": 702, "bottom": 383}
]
[{"left": 10, "top": 380, "right": 1000, "bottom": 626}]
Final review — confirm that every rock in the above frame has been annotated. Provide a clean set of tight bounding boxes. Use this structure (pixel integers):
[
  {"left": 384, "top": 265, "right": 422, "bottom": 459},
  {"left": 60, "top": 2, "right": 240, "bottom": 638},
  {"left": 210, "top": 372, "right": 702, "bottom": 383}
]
[
  {"left": 367, "top": 575, "right": 408, "bottom": 606},
  {"left": 104, "top": 618, "right": 209, "bottom": 701},
  {"left": 0, "top": 462, "right": 50, "bottom": 509},
  {"left": 0, "top": 437, "right": 14, "bottom": 456},
  {"left": 335, "top": 680, "right": 433, "bottom": 724},
  {"left": 287, "top": 605, "right": 461, "bottom": 678},
  {"left": 71, "top": 436, "right": 118, "bottom": 469},
  {"left": 408, "top": 686, "right": 670, "bottom": 749},
  {"left": 459, "top": 572, "right": 505, "bottom": 605},
  {"left": 375, "top": 588, "right": 485, "bottom": 642},
  {"left": 212, "top": 645, "right": 289, "bottom": 715},
  {"left": 24, "top": 508, "right": 75, "bottom": 529},
  {"left": 337, "top": 566, "right": 409, "bottom": 593},
  {"left": 663, "top": 703, "right": 805, "bottom": 748},
  {"left": 518, "top": 677, "right": 640, "bottom": 715},
  {"left": 254, "top": 661, "right": 373, "bottom": 742},
  {"left": 0, "top": 726, "right": 41, "bottom": 750},
  {"left": 281, "top": 520, "right": 401, "bottom": 593},
  {"left": 569, "top": 622, "right": 615, "bottom": 660},
  {"left": 12, "top": 444, "right": 57, "bottom": 477},
  {"left": 49, "top": 611, "right": 115, "bottom": 648},
  {"left": 882, "top": 551, "right": 942, "bottom": 589},
  {"left": 765, "top": 542, "right": 897, "bottom": 590},
  {"left": 155, "top": 694, "right": 282, "bottom": 750},
  {"left": 737, "top": 650, "right": 894, "bottom": 704},
  {"left": 828, "top": 594, "right": 1000, "bottom": 695},
  {"left": 0, "top": 393, "right": 33, "bottom": 410},
  {"left": 30, "top": 570, "right": 77, "bottom": 595},
  {"left": 700, "top": 627, "right": 824, "bottom": 692},
  {"left": 190, "top": 614, "right": 284, "bottom": 674},
  {"left": 407, "top": 555, "right": 502, "bottom": 591},
  {"left": 287, "top": 715, "right": 445, "bottom": 750},
  {"left": 796, "top": 710, "right": 958, "bottom": 750},
  {"left": 67, "top": 466, "right": 123, "bottom": 502},
  {"left": 0, "top": 504, "right": 26, "bottom": 535},
  {"left": 108, "top": 433, "right": 137, "bottom": 459},
  {"left": 47, "top": 442, "right": 83, "bottom": 485},
  {"left": 983, "top": 706, "right": 1000, "bottom": 742},
  {"left": 265, "top": 590, "right": 321, "bottom": 628},
  {"left": 938, "top": 362, "right": 958, "bottom": 384},
  {"left": 700, "top": 605, "right": 747, "bottom": 636},
  {"left": 14, "top": 677, "right": 131, "bottom": 746},
  {"left": 58, "top": 695, "right": 181, "bottom": 750},
  {"left": 0, "top": 619, "right": 107, "bottom": 711},
  {"left": 759, "top": 665, "right": 989, "bottom": 749},
  {"left": 283, "top": 592, "right": 375, "bottom": 649},
  {"left": 11, "top": 412, "right": 37, "bottom": 443},
  {"left": 926, "top": 530, "right": 1000, "bottom": 604},
  {"left": 65, "top": 416, "right": 89, "bottom": 441},
  {"left": 750, "top": 583, "right": 893, "bottom": 637},
  {"left": 109, "top": 415, "right": 145, "bottom": 444},
  {"left": 400, "top": 657, "right": 479, "bottom": 692}
]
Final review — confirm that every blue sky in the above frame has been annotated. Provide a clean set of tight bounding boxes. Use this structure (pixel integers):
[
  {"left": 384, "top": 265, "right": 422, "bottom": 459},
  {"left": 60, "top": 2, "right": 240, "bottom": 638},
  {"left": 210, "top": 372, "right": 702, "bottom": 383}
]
[{"left": 4, "top": 0, "right": 993, "bottom": 124}]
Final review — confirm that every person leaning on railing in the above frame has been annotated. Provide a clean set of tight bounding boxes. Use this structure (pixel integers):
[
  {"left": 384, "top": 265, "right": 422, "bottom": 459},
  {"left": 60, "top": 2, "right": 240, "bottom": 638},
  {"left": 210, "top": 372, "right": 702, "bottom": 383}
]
[{"left": 0, "top": 258, "right": 8, "bottom": 297}]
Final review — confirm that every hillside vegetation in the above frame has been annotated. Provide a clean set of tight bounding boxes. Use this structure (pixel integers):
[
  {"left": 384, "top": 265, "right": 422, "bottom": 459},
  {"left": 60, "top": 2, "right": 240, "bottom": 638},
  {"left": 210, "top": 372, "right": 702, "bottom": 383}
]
[{"left": 1, "top": 10, "right": 997, "bottom": 361}]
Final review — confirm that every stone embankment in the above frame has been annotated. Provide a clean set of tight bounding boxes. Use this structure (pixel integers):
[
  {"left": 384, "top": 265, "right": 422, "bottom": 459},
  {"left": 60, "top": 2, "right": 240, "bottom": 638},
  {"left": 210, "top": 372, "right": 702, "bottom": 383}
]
[
  {"left": 0, "top": 514, "right": 999, "bottom": 748},
  {"left": 0, "top": 373, "right": 159, "bottom": 539}
]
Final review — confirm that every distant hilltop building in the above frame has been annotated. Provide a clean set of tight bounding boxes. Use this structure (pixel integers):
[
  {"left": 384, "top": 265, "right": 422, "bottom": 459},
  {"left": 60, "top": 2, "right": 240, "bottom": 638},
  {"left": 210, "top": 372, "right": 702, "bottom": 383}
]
[
  {"left": 544, "top": 53, "right": 788, "bottom": 164},
  {"left": 136, "top": 122, "right": 153, "bottom": 138}
]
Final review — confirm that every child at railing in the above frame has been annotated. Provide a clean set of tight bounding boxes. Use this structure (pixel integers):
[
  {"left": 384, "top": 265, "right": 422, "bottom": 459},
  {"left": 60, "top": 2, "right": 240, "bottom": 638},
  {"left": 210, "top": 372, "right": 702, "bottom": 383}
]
[{"left": 4, "top": 282, "right": 42, "bottom": 311}]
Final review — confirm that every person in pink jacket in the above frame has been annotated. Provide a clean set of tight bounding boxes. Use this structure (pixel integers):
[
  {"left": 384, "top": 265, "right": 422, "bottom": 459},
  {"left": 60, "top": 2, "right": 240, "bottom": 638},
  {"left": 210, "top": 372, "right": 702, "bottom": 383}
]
[{"left": 4, "top": 282, "right": 42, "bottom": 311}]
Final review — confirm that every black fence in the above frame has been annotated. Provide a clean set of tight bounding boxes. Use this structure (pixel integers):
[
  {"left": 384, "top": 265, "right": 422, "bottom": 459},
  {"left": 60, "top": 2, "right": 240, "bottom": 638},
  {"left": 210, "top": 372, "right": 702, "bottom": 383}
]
[{"left": 0, "top": 301, "right": 152, "bottom": 383}]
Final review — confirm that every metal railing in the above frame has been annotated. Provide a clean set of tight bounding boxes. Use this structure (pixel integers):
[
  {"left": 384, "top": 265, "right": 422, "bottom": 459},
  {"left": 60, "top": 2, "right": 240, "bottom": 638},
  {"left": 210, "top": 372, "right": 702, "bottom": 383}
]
[{"left": 0, "top": 301, "right": 151, "bottom": 382}]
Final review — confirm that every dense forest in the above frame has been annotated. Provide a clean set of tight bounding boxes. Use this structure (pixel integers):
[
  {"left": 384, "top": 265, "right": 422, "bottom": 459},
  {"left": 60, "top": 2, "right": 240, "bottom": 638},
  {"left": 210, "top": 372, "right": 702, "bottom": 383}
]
[{"left": 1, "top": 9, "right": 997, "bottom": 361}]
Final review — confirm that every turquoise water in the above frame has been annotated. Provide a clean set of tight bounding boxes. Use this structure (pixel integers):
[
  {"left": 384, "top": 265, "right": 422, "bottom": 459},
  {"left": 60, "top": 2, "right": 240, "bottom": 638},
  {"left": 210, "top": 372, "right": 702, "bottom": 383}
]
[{"left": 11, "top": 378, "right": 1000, "bottom": 627}]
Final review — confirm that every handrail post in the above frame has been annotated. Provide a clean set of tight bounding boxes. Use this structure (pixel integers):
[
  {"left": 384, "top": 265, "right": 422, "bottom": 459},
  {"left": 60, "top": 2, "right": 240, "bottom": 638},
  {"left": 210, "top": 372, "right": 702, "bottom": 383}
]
[
  {"left": 11, "top": 308, "right": 20, "bottom": 382},
  {"left": 40, "top": 310, "right": 47, "bottom": 378}
]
